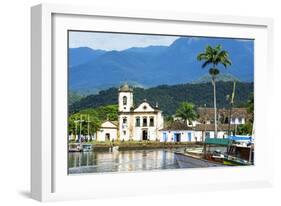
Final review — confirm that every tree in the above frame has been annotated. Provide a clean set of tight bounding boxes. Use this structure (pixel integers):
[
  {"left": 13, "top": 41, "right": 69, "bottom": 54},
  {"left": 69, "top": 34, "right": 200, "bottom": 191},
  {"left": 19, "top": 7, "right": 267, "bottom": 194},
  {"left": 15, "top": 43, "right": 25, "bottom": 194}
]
[
  {"left": 68, "top": 109, "right": 101, "bottom": 141},
  {"left": 197, "top": 45, "right": 231, "bottom": 138},
  {"left": 247, "top": 93, "right": 254, "bottom": 123},
  {"left": 237, "top": 93, "right": 254, "bottom": 135},
  {"left": 96, "top": 105, "right": 118, "bottom": 121},
  {"left": 236, "top": 123, "right": 253, "bottom": 135},
  {"left": 175, "top": 102, "right": 198, "bottom": 125}
]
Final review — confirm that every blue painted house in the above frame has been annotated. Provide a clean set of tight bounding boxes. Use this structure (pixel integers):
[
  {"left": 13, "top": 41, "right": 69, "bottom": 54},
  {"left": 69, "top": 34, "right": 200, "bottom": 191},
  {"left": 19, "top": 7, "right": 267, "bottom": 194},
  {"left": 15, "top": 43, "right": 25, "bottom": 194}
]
[{"left": 160, "top": 121, "right": 195, "bottom": 142}]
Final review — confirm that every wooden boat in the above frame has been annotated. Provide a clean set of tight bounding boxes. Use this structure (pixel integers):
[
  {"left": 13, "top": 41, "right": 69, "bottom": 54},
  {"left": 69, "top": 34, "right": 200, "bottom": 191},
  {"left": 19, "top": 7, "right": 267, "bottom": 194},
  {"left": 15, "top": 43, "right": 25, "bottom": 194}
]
[
  {"left": 174, "top": 152, "right": 224, "bottom": 168},
  {"left": 222, "top": 154, "right": 252, "bottom": 166},
  {"left": 204, "top": 137, "right": 254, "bottom": 166}
]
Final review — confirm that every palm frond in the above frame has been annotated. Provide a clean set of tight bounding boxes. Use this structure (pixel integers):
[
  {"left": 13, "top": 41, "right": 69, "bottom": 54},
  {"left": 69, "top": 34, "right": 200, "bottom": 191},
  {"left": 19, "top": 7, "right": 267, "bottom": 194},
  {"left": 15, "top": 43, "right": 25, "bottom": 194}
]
[{"left": 202, "top": 60, "right": 212, "bottom": 68}]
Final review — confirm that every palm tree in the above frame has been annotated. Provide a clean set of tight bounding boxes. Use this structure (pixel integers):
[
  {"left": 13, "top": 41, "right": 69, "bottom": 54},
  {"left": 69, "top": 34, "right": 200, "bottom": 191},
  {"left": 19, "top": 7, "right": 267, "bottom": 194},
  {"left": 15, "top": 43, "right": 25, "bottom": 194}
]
[
  {"left": 197, "top": 45, "right": 231, "bottom": 138},
  {"left": 175, "top": 102, "right": 198, "bottom": 125}
]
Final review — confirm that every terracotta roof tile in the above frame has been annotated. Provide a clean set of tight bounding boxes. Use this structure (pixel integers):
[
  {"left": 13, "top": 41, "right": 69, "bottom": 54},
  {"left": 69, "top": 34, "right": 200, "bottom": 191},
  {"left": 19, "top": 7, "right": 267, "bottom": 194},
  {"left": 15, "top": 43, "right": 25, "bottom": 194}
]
[
  {"left": 161, "top": 120, "right": 193, "bottom": 131},
  {"left": 195, "top": 123, "right": 235, "bottom": 131}
]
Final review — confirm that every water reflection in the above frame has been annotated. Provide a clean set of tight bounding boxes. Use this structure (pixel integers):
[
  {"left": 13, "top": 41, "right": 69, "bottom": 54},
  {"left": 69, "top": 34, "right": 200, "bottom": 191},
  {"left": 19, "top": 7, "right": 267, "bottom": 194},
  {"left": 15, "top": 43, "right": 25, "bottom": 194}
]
[{"left": 68, "top": 149, "right": 183, "bottom": 174}]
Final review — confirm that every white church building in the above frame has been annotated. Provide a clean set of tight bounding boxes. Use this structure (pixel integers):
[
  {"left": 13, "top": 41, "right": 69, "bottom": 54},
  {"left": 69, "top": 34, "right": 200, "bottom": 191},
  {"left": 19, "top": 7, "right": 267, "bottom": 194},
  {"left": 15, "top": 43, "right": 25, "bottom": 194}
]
[{"left": 118, "top": 83, "right": 164, "bottom": 141}]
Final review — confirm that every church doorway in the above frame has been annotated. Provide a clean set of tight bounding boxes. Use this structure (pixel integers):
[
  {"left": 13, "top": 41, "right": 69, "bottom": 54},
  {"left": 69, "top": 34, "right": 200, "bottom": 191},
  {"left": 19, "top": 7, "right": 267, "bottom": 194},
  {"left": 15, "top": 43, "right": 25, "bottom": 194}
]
[
  {"left": 105, "top": 133, "right": 110, "bottom": 141},
  {"left": 142, "top": 130, "right": 148, "bottom": 141}
]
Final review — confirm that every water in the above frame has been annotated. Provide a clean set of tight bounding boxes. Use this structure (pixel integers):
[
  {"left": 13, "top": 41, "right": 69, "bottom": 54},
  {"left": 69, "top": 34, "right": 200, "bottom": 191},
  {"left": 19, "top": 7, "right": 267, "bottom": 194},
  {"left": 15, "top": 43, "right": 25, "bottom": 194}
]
[{"left": 68, "top": 148, "right": 185, "bottom": 174}]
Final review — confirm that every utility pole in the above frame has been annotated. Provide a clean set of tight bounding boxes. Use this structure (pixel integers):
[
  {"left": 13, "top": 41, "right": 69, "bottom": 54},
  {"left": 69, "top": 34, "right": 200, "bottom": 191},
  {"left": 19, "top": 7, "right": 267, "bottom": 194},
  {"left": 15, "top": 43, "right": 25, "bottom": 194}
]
[
  {"left": 78, "top": 114, "right": 85, "bottom": 143},
  {"left": 74, "top": 117, "right": 79, "bottom": 142},
  {"left": 86, "top": 114, "right": 91, "bottom": 141}
]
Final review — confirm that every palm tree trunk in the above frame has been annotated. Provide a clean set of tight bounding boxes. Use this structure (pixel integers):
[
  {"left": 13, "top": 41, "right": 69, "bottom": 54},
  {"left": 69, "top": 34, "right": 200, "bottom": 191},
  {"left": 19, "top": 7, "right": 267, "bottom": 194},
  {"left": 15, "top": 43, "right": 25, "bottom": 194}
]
[{"left": 212, "top": 76, "right": 218, "bottom": 138}]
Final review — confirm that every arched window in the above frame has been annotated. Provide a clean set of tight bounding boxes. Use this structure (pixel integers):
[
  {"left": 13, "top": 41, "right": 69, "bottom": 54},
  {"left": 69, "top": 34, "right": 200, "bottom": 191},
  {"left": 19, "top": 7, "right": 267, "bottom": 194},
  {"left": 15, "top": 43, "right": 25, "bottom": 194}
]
[
  {"left": 143, "top": 117, "right": 147, "bottom": 127},
  {"left": 123, "top": 117, "right": 127, "bottom": 124},
  {"left": 149, "top": 117, "right": 154, "bottom": 127},
  {"left": 136, "top": 117, "right": 140, "bottom": 127},
  {"left": 123, "top": 96, "right": 127, "bottom": 105}
]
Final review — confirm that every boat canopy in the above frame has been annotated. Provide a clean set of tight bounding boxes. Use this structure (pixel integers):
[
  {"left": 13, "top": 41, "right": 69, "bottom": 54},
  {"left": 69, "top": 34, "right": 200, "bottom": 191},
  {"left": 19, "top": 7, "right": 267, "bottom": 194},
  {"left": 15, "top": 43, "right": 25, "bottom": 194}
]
[
  {"left": 227, "top": 136, "right": 252, "bottom": 141},
  {"left": 204, "top": 138, "right": 232, "bottom": 146}
]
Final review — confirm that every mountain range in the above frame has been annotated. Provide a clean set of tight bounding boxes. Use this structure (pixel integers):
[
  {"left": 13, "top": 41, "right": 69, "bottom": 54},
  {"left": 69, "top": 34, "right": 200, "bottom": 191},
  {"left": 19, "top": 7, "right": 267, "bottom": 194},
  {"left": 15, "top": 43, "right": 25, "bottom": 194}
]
[{"left": 69, "top": 37, "right": 254, "bottom": 94}]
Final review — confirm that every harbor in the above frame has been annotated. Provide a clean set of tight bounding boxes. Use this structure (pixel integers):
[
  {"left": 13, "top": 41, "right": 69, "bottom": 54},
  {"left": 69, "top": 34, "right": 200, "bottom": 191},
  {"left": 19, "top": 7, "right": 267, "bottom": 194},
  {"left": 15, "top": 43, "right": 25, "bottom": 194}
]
[{"left": 68, "top": 135, "right": 254, "bottom": 174}]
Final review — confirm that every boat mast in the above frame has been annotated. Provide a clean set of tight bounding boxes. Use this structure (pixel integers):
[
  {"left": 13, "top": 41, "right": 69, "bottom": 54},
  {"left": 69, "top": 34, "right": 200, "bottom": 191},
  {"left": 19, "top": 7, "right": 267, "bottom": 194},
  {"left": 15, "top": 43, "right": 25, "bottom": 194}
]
[{"left": 228, "top": 81, "right": 236, "bottom": 136}]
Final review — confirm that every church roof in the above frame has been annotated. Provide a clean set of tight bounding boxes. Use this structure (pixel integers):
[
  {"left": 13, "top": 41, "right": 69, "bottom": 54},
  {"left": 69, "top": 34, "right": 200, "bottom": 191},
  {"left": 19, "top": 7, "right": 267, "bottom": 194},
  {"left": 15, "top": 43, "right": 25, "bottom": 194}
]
[
  {"left": 133, "top": 100, "right": 160, "bottom": 112},
  {"left": 100, "top": 120, "right": 118, "bottom": 128},
  {"left": 119, "top": 83, "right": 133, "bottom": 92}
]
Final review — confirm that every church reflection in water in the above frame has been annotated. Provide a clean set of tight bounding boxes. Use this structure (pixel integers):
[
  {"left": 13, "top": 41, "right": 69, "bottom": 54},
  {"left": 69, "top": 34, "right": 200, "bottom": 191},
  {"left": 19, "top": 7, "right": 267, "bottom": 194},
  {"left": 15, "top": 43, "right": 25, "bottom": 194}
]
[{"left": 68, "top": 149, "right": 182, "bottom": 174}]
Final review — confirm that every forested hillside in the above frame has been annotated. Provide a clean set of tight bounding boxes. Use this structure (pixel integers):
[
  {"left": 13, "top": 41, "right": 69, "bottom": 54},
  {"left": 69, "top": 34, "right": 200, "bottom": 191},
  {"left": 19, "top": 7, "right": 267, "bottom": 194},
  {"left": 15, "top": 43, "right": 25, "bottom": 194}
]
[{"left": 69, "top": 81, "right": 253, "bottom": 116}]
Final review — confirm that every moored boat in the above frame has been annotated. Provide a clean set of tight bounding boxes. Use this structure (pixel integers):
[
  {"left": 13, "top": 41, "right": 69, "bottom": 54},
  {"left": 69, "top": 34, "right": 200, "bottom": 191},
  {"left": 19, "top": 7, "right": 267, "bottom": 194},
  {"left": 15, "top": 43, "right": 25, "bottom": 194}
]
[
  {"left": 69, "top": 143, "right": 82, "bottom": 152},
  {"left": 222, "top": 153, "right": 252, "bottom": 166},
  {"left": 81, "top": 144, "right": 93, "bottom": 152},
  {"left": 204, "top": 137, "right": 254, "bottom": 166}
]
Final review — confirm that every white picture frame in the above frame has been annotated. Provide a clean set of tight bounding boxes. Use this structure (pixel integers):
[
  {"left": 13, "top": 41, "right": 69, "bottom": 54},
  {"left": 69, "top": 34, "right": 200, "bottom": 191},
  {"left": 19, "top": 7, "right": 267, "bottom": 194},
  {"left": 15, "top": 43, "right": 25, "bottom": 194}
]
[{"left": 31, "top": 3, "right": 274, "bottom": 202}]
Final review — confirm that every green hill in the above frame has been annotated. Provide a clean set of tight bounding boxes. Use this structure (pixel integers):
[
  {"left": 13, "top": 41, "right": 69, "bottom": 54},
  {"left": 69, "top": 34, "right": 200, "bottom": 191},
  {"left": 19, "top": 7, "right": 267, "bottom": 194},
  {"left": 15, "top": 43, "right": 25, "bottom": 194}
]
[
  {"left": 69, "top": 81, "right": 253, "bottom": 116},
  {"left": 68, "top": 91, "right": 83, "bottom": 105},
  {"left": 192, "top": 73, "right": 241, "bottom": 84}
]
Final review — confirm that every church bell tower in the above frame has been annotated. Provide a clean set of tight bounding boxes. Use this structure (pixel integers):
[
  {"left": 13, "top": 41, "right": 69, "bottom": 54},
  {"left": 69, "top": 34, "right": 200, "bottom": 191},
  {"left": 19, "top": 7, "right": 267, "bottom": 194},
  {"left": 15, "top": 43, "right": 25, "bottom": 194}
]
[{"left": 118, "top": 83, "right": 133, "bottom": 112}]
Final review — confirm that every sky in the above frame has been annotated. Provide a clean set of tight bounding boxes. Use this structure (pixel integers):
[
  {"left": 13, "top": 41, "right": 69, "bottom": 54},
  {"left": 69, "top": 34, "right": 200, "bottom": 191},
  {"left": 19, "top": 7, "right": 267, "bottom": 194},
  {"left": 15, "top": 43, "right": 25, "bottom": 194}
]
[{"left": 69, "top": 31, "right": 179, "bottom": 51}]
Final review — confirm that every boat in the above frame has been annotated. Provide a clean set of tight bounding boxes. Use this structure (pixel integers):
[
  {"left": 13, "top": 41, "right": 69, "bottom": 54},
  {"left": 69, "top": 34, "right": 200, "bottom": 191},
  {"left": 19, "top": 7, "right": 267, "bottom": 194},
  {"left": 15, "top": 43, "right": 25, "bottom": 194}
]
[
  {"left": 204, "top": 137, "right": 254, "bottom": 166},
  {"left": 69, "top": 143, "right": 93, "bottom": 152},
  {"left": 222, "top": 154, "right": 252, "bottom": 166},
  {"left": 174, "top": 152, "right": 224, "bottom": 168},
  {"left": 81, "top": 144, "right": 92, "bottom": 152},
  {"left": 68, "top": 143, "right": 82, "bottom": 152},
  {"left": 184, "top": 147, "right": 204, "bottom": 158}
]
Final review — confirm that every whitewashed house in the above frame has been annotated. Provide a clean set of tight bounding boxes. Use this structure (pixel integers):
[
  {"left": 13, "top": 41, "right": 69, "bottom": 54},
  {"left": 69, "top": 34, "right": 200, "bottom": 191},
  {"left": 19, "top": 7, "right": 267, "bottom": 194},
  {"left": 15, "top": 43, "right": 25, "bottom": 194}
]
[
  {"left": 160, "top": 121, "right": 195, "bottom": 142},
  {"left": 118, "top": 83, "right": 164, "bottom": 141},
  {"left": 197, "top": 107, "right": 248, "bottom": 125},
  {"left": 96, "top": 120, "right": 118, "bottom": 141},
  {"left": 194, "top": 124, "right": 235, "bottom": 141}
]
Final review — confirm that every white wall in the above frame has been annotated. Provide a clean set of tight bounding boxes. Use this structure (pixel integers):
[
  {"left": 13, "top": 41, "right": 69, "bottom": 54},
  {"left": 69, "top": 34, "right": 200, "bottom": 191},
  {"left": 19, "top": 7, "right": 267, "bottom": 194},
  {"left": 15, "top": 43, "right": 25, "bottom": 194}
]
[
  {"left": 132, "top": 113, "right": 162, "bottom": 141},
  {"left": 1, "top": 0, "right": 280, "bottom": 206},
  {"left": 195, "top": 131, "right": 228, "bottom": 140},
  {"left": 231, "top": 117, "right": 245, "bottom": 125},
  {"left": 118, "top": 91, "right": 133, "bottom": 112},
  {"left": 160, "top": 130, "right": 195, "bottom": 142},
  {"left": 96, "top": 128, "right": 117, "bottom": 141}
]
